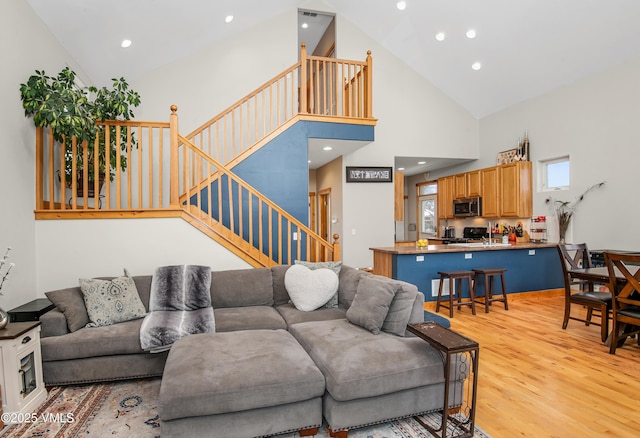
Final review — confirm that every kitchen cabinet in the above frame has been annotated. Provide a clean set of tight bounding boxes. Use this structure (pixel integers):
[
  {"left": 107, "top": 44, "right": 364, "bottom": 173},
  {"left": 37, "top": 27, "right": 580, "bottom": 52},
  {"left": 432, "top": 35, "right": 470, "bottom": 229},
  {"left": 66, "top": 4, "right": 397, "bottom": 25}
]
[
  {"left": 500, "top": 161, "right": 532, "bottom": 217},
  {"left": 437, "top": 176, "right": 454, "bottom": 219},
  {"left": 467, "top": 170, "right": 481, "bottom": 197},
  {"left": 453, "top": 173, "right": 468, "bottom": 199},
  {"left": 480, "top": 167, "right": 500, "bottom": 218}
]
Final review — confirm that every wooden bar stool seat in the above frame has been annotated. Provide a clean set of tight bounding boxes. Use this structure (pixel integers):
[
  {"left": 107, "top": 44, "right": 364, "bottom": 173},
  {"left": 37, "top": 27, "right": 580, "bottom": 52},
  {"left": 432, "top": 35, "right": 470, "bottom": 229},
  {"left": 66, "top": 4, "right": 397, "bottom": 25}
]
[
  {"left": 472, "top": 268, "right": 509, "bottom": 313},
  {"left": 435, "top": 270, "right": 476, "bottom": 318}
]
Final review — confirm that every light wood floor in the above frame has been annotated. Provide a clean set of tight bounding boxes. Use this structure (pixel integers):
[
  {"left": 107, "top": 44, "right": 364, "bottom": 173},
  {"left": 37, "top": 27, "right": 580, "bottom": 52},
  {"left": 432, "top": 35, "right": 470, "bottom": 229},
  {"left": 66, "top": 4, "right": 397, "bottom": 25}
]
[{"left": 437, "top": 295, "right": 640, "bottom": 437}]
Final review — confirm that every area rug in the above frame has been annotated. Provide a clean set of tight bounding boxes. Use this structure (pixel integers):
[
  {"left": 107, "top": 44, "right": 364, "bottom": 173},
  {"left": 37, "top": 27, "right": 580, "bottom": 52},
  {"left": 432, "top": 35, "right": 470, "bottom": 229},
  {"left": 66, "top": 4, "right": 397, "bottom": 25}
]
[{"left": 2, "top": 378, "right": 490, "bottom": 437}]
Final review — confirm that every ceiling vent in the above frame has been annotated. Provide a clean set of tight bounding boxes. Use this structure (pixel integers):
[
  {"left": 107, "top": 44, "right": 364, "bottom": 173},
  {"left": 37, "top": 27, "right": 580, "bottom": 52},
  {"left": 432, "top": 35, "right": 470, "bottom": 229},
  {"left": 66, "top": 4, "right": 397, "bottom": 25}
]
[{"left": 302, "top": 11, "right": 318, "bottom": 17}]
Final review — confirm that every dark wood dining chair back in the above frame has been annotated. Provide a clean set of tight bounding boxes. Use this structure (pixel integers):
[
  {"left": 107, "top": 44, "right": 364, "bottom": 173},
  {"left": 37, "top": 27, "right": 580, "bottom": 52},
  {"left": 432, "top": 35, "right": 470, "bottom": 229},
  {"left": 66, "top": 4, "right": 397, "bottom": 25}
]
[
  {"left": 604, "top": 251, "right": 640, "bottom": 354},
  {"left": 557, "top": 243, "right": 612, "bottom": 342}
]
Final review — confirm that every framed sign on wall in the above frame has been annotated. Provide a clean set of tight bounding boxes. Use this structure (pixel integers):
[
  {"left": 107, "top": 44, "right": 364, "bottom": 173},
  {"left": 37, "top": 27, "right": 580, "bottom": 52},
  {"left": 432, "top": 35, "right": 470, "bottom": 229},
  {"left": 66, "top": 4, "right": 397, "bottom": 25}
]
[{"left": 346, "top": 166, "right": 393, "bottom": 183}]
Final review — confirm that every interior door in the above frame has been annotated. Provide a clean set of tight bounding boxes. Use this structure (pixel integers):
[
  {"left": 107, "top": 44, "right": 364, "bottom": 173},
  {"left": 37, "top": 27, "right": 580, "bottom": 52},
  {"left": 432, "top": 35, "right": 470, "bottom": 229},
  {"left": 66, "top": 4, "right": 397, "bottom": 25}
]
[{"left": 318, "top": 189, "right": 331, "bottom": 241}]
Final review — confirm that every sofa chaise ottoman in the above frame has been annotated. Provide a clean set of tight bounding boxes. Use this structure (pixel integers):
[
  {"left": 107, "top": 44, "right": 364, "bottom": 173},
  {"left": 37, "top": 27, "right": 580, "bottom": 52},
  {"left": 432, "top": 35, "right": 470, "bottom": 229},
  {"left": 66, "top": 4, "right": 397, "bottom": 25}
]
[{"left": 159, "top": 329, "right": 325, "bottom": 438}]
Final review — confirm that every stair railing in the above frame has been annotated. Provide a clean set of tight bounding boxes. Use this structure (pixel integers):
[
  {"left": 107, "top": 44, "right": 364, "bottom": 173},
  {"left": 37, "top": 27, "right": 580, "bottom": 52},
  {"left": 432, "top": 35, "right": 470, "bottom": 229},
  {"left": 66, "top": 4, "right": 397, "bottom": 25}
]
[
  {"left": 185, "top": 44, "right": 373, "bottom": 168},
  {"left": 177, "top": 135, "right": 340, "bottom": 265}
]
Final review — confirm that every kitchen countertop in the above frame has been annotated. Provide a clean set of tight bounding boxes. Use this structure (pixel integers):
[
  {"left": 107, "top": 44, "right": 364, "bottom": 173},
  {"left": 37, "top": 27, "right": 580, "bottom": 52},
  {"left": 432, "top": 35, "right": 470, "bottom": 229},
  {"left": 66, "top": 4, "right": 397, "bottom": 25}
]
[{"left": 371, "top": 242, "right": 557, "bottom": 255}]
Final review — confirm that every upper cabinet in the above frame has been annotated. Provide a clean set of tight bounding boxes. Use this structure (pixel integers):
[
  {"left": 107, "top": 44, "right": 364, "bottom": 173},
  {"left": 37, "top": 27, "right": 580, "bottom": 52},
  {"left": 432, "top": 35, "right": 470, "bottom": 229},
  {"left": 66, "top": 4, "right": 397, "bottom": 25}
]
[
  {"left": 480, "top": 167, "right": 500, "bottom": 218},
  {"left": 467, "top": 170, "right": 481, "bottom": 197},
  {"left": 453, "top": 173, "right": 468, "bottom": 199},
  {"left": 437, "top": 176, "right": 454, "bottom": 219},
  {"left": 441, "top": 162, "right": 532, "bottom": 219},
  {"left": 499, "top": 161, "right": 532, "bottom": 218}
]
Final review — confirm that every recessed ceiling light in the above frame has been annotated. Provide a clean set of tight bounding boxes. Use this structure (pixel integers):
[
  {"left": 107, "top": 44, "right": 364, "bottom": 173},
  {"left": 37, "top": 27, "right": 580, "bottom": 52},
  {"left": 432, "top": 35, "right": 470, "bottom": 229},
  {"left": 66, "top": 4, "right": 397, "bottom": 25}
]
[
  {"left": 471, "top": 62, "right": 482, "bottom": 71},
  {"left": 120, "top": 39, "right": 132, "bottom": 48},
  {"left": 323, "top": 146, "right": 333, "bottom": 151},
  {"left": 398, "top": 167, "right": 405, "bottom": 171},
  {"left": 396, "top": 1, "right": 407, "bottom": 11},
  {"left": 418, "top": 161, "right": 426, "bottom": 165},
  {"left": 466, "top": 29, "right": 477, "bottom": 39},
  {"left": 225, "top": 15, "right": 234, "bottom": 23},
  {"left": 301, "top": 22, "right": 309, "bottom": 29},
  {"left": 435, "top": 32, "right": 445, "bottom": 42}
]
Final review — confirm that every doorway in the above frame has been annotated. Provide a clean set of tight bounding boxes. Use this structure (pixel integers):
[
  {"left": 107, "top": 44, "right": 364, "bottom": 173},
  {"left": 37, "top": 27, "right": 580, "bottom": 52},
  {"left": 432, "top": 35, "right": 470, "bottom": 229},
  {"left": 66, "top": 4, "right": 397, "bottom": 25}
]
[
  {"left": 318, "top": 188, "right": 331, "bottom": 241},
  {"left": 298, "top": 10, "right": 336, "bottom": 57}
]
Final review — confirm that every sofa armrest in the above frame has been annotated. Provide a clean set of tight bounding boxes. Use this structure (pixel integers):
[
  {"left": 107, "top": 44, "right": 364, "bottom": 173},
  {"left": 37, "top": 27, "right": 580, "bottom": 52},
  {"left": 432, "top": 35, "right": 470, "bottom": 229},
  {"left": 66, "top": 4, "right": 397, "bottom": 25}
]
[{"left": 40, "top": 308, "right": 69, "bottom": 338}]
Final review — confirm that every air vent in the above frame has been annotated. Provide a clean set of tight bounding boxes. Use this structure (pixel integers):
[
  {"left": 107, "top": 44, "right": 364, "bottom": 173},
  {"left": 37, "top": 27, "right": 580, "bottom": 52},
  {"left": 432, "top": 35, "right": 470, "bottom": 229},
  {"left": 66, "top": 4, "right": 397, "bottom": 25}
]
[{"left": 302, "top": 11, "right": 318, "bottom": 17}]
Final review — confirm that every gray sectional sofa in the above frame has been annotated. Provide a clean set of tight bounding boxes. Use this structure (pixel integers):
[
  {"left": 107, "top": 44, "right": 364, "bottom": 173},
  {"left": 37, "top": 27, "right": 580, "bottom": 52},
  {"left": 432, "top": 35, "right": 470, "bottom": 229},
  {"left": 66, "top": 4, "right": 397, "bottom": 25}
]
[{"left": 39, "top": 264, "right": 465, "bottom": 437}]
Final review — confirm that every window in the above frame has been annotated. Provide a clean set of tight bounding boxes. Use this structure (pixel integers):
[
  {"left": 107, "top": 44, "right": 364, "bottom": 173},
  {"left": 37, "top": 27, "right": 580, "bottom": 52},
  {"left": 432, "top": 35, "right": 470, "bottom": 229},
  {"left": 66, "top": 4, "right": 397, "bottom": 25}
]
[
  {"left": 541, "top": 156, "right": 570, "bottom": 191},
  {"left": 417, "top": 182, "right": 437, "bottom": 237}
]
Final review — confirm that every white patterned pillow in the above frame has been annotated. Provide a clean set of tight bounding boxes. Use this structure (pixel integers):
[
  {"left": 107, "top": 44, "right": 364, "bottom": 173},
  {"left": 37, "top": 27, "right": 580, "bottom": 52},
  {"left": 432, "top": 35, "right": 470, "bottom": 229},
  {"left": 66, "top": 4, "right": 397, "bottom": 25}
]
[
  {"left": 285, "top": 264, "right": 339, "bottom": 312},
  {"left": 294, "top": 260, "right": 342, "bottom": 308},
  {"left": 79, "top": 275, "right": 147, "bottom": 327}
]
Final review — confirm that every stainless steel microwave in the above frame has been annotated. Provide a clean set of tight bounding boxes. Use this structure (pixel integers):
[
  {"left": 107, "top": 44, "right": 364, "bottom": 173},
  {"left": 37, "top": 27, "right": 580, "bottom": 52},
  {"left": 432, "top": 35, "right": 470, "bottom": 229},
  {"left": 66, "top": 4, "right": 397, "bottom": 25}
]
[{"left": 453, "top": 197, "right": 482, "bottom": 217}]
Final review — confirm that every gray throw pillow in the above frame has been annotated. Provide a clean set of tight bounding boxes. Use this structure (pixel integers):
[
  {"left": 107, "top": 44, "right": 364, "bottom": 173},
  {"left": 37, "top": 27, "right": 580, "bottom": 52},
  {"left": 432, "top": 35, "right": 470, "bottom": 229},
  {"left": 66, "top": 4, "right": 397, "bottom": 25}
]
[
  {"left": 45, "top": 287, "right": 90, "bottom": 332},
  {"left": 346, "top": 275, "right": 397, "bottom": 334},
  {"left": 295, "top": 260, "right": 342, "bottom": 308},
  {"left": 381, "top": 280, "right": 418, "bottom": 336},
  {"left": 80, "top": 275, "right": 147, "bottom": 327}
]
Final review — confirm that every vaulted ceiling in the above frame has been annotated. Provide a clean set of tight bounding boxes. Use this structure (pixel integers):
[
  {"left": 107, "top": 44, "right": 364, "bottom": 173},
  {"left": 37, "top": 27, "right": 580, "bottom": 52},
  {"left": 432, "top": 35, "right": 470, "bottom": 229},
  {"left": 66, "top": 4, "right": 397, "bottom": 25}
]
[
  {"left": 27, "top": 0, "right": 640, "bottom": 119},
  {"left": 26, "top": 1, "right": 640, "bottom": 174}
]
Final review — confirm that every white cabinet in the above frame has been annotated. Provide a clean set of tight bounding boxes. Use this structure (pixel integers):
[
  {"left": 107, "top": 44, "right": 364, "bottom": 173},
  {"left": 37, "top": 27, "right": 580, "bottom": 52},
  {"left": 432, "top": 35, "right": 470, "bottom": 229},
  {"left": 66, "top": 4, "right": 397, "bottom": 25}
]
[{"left": 0, "top": 322, "right": 47, "bottom": 417}]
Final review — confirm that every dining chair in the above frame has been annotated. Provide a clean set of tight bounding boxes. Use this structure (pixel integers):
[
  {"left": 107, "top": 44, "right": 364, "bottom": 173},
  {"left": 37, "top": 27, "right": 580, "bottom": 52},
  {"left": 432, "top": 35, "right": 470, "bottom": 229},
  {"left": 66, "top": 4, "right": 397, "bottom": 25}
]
[
  {"left": 604, "top": 251, "right": 640, "bottom": 354},
  {"left": 557, "top": 243, "right": 612, "bottom": 342}
]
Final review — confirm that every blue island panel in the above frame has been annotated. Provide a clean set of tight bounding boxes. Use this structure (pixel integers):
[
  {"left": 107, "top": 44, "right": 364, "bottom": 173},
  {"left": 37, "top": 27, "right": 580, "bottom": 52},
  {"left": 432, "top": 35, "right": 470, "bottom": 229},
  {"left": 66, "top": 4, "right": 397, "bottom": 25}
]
[{"left": 392, "top": 247, "right": 564, "bottom": 302}]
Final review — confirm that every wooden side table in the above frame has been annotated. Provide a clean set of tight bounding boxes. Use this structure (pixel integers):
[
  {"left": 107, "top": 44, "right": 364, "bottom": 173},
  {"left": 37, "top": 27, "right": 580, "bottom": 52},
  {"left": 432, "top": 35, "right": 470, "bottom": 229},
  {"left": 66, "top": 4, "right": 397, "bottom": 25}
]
[
  {"left": 0, "top": 322, "right": 47, "bottom": 417},
  {"left": 407, "top": 322, "right": 479, "bottom": 438}
]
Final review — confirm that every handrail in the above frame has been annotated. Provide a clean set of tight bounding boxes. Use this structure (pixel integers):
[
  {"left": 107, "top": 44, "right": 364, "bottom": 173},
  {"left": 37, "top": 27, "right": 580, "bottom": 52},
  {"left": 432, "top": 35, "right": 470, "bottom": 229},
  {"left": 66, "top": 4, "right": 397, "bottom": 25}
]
[
  {"left": 185, "top": 44, "right": 373, "bottom": 167},
  {"left": 177, "top": 135, "right": 340, "bottom": 264}
]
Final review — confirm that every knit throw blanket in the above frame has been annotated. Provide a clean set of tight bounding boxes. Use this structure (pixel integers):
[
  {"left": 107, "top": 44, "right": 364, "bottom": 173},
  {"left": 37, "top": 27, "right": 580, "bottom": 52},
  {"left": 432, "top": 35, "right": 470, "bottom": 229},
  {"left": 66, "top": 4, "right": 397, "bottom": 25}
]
[{"left": 140, "top": 265, "right": 215, "bottom": 353}]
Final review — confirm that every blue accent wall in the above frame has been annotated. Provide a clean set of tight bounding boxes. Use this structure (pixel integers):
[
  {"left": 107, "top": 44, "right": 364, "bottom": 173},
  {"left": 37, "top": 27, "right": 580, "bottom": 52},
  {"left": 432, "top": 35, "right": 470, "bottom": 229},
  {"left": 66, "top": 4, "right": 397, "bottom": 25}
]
[
  {"left": 392, "top": 247, "right": 564, "bottom": 302},
  {"left": 231, "top": 120, "right": 374, "bottom": 223},
  {"left": 191, "top": 119, "right": 374, "bottom": 262}
]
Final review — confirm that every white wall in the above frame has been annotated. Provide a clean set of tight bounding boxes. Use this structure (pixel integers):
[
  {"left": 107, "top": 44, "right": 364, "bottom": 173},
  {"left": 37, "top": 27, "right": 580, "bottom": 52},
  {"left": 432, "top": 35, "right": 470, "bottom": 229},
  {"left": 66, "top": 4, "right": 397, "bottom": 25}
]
[
  {"left": 131, "top": 11, "right": 298, "bottom": 134},
  {"left": 336, "top": 15, "right": 479, "bottom": 267},
  {"left": 34, "top": 219, "right": 250, "bottom": 294},
  {"left": 478, "top": 57, "right": 640, "bottom": 250},
  {"left": 0, "top": 1, "right": 89, "bottom": 309}
]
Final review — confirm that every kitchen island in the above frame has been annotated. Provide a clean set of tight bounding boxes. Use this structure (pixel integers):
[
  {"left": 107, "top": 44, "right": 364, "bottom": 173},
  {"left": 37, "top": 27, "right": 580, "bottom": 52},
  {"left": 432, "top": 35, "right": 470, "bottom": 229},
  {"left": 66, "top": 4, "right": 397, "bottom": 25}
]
[{"left": 370, "top": 242, "right": 564, "bottom": 302}]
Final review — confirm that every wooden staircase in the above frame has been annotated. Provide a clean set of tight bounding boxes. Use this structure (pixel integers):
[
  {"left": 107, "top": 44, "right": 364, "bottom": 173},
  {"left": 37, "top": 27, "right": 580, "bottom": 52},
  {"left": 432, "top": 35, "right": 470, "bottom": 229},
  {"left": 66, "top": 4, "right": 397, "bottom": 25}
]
[{"left": 33, "top": 46, "right": 375, "bottom": 267}]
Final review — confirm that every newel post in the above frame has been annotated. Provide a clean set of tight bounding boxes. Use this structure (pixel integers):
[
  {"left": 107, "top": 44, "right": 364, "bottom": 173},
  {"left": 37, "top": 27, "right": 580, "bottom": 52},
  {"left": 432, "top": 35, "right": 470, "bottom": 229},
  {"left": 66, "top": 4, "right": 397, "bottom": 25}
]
[
  {"left": 300, "top": 43, "right": 308, "bottom": 114},
  {"left": 365, "top": 50, "right": 373, "bottom": 118},
  {"left": 169, "top": 105, "right": 179, "bottom": 208},
  {"left": 332, "top": 234, "right": 341, "bottom": 261},
  {"left": 35, "top": 127, "right": 44, "bottom": 210}
]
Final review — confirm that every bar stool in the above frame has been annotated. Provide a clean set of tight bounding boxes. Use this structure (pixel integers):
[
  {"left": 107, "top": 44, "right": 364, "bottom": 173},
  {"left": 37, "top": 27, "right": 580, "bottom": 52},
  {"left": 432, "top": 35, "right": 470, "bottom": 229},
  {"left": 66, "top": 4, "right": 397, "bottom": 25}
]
[
  {"left": 472, "top": 268, "right": 509, "bottom": 313},
  {"left": 435, "top": 270, "right": 476, "bottom": 318}
]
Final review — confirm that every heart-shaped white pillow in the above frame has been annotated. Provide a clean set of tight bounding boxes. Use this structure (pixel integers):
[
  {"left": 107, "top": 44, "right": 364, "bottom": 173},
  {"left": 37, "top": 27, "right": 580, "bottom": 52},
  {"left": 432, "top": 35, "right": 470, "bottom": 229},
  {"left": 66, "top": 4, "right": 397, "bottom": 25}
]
[{"left": 284, "top": 264, "right": 339, "bottom": 312}]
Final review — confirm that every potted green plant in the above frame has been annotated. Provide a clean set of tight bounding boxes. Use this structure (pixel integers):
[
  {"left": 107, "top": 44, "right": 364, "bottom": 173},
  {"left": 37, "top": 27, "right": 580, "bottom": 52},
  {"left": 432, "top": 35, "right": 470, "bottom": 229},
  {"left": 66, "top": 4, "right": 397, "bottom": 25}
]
[{"left": 19, "top": 67, "right": 141, "bottom": 195}]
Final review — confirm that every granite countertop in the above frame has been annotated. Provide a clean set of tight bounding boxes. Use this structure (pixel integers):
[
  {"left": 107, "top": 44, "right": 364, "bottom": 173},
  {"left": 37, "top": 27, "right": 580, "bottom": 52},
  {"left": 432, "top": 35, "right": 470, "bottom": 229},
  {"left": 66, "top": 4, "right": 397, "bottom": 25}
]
[{"left": 370, "top": 242, "right": 557, "bottom": 255}]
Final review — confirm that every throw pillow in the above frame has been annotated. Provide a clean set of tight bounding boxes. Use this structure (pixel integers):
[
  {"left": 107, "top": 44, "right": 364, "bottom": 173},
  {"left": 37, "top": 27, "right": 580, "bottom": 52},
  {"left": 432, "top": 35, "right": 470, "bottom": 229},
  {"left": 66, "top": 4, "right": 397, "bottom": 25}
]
[
  {"left": 284, "top": 264, "right": 339, "bottom": 312},
  {"left": 381, "top": 280, "right": 418, "bottom": 336},
  {"left": 346, "top": 275, "right": 397, "bottom": 335},
  {"left": 45, "top": 287, "right": 90, "bottom": 332},
  {"left": 294, "top": 260, "right": 342, "bottom": 308},
  {"left": 80, "top": 275, "right": 147, "bottom": 327}
]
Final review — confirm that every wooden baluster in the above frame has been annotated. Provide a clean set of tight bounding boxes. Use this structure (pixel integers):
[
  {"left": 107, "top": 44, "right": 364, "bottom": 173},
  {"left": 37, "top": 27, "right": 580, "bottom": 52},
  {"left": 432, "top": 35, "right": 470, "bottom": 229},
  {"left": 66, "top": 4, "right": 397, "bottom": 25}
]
[
  {"left": 47, "top": 130, "right": 55, "bottom": 209},
  {"left": 365, "top": 50, "right": 373, "bottom": 118},
  {"left": 300, "top": 43, "right": 307, "bottom": 114},
  {"left": 147, "top": 126, "right": 153, "bottom": 208},
  {"left": 104, "top": 126, "right": 111, "bottom": 209},
  {"left": 169, "top": 105, "right": 179, "bottom": 208},
  {"left": 81, "top": 138, "right": 88, "bottom": 208}
]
